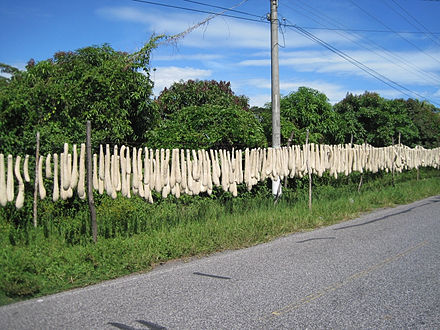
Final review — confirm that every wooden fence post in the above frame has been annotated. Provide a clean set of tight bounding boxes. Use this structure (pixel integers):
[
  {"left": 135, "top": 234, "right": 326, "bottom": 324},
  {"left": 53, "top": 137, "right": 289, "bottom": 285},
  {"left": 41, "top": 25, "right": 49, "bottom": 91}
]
[
  {"left": 33, "top": 131, "right": 39, "bottom": 227},
  {"left": 283, "top": 128, "right": 295, "bottom": 189},
  {"left": 358, "top": 140, "right": 367, "bottom": 193},
  {"left": 306, "top": 129, "right": 312, "bottom": 211},
  {"left": 392, "top": 137, "right": 395, "bottom": 187},
  {"left": 86, "top": 121, "right": 97, "bottom": 243}
]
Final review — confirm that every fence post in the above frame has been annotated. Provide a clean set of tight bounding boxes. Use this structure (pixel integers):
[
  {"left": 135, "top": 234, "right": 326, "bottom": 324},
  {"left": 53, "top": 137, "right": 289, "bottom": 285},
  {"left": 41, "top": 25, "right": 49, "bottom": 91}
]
[
  {"left": 392, "top": 137, "right": 395, "bottom": 187},
  {"left": 33, "top": 131, "right": 40, "bottom": 227},
  {"left": 86, "top": 121, "right": 97, "bottom": 243},
  {"left": 284, "top": 128, "right": 295, "bottom": 189},
  {"left": 306, "top": 129, "right": 312, "bottom": 211},
  {"left": 358, "top": 140, "right": 367, "bottom": 193}
]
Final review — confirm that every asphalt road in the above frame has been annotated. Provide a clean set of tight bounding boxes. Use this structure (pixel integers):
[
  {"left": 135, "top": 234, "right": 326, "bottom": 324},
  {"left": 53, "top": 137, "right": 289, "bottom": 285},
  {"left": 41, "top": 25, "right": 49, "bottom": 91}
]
[{"left": 1, "top": 195, "right": 440, "bottom": 329}]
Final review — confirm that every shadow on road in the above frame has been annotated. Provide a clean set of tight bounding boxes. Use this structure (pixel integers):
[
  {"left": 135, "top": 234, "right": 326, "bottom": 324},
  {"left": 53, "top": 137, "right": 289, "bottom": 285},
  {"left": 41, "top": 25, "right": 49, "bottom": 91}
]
[
  {"left": 296, "top": 237, "right": 336, "bottom": 243},
  {"left": 193, "top": 272, "right": 232, "bottom": 280},
  {"left": 334, "top": 198, "right": 439, "bottom": 231},
  {"left": 108, "top": 320, "right": 167, "bottom": 330}
]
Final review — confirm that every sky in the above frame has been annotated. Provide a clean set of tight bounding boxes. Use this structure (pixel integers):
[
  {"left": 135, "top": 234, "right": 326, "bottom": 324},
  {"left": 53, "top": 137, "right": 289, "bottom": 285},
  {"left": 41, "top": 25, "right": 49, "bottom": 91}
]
[{"left": 1, "top": 0, "right": 440, "bottom": 107}]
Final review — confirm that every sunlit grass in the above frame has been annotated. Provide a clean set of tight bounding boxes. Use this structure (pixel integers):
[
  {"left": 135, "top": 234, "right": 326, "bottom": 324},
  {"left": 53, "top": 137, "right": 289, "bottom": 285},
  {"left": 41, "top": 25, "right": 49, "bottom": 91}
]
[{"left": 1, "top": 169, "right": 439, "bottom": 305}]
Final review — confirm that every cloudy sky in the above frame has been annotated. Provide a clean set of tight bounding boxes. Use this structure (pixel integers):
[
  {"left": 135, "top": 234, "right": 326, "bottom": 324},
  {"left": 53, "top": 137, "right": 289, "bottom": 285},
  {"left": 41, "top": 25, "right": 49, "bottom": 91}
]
[{"left": 1, "top": 0, "right": 440, "bottom": 107}]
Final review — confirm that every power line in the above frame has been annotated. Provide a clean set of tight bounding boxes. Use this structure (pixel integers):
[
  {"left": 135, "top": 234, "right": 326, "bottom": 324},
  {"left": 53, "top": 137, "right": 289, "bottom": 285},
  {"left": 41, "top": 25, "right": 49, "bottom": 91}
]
[
  {"left": 281, "top": 0, "right": 440, "bottom": 85},
  {"left": 129, "top": 0, "right": 266, "bottom": 24},
  {"left": 348, "top": 0, "right": 440, "bottom": 67},
  {"left": 284, "top": 21, "right": 440, "bottom": 106},
  {"left": 129, "top": 0, "right": 439, "bottom": 104},
  {"left": 387, "top": 0, "right": 440, "bottom": 46},
  {"left": 128, "top": 0, "right": 440, "bottom": 34},
  {"left": 181, "top": 0, "right": 261, "bottom": 18},
  {"left": 162, "top": 0, "right": 252, "bottom": 44},
  {"left": 301, "top": 26, "right": 440, "bottom": 34}
]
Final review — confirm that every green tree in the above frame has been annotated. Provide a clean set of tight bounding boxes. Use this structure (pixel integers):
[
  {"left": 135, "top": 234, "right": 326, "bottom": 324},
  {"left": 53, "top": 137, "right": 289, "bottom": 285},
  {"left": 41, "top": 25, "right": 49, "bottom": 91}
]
[
  {"left": 148, "top": 79, "right": 264, "bottom": 150},
  {"left": 255, "top": 87, "right": 342, "bottom": 145},
  {"left": 332, "top": 93, "right": 366, "bottom": 144},
  {"left": 0, "top": 63, "right": 20, "bottom": 88},
  {"left": 405, "top": 99, "right": 440, "bottom": 148},
  {"left": 155, "top": 80, "right": 249, "bottom": 119},
  {"left": 334, "top": 92, "right": 419, "bottom": 146},
  {"left": 146, "top": 104, "right": 267, "bottom": 150},
  {"left": 0, "top": 44, "right": 159, "bottom": 155}
]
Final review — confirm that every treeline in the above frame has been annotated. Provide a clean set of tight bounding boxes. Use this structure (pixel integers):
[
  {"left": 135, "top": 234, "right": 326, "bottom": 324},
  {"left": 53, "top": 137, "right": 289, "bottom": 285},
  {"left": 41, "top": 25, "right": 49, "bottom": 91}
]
[{"left": 1, "top": 44, "right": 439, "bottom": 156}]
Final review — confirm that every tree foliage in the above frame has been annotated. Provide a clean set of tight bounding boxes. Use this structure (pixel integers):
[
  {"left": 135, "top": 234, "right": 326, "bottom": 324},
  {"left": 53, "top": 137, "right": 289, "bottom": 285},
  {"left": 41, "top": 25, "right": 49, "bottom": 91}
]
[
  {"left": 148, "top": 79, "right": 264, "bottom": 150},
  {"left": 0, "top": 44, "right": 159, "bottom": 155},
  {"left": 155, "top": 80, "right": 249, "bottom": 118},
  {"left": 255, "top": 87, "right": 342, "bottom": 146},
  {"left": 334, "top": 92, "right": 419, "bottom": 146},
  {"left": 146, "top": 104, "right": 267, "bottom": 150},
  {"left": 405, "top": 98, "right": 440, "bottom": 148}
]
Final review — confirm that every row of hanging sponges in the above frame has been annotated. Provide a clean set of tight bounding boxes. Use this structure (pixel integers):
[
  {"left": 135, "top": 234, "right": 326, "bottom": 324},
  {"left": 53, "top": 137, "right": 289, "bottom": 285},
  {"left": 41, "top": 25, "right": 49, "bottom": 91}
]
[{"left": 1, "top": 143, "right": 439, "bottom": 208}]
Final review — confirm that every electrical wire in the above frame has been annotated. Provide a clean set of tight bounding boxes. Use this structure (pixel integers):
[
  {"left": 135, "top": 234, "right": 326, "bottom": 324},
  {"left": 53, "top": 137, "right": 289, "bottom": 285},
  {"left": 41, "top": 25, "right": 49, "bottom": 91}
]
[
  {"left": 129, "top": 0, "right": 439, "bottom": 105},
  {"left": 281, "top": 0, "right": 440, "bottom": 85},
  {"left": 348, "top": 0, "right": 440, "bottom": 67},
  {"left": 299, "top": 26, "right": 440, "bottom": 34},
  {"left": 181, "top": 0, "right": 261, "bottom": 18},
  {"left": 129, "top": 0, "right": 267, "bottom": 24},
  {"left": 387, "top": 0, "right": 440, "bottom": 46},
  {"left": 284, "top": 21, "right": 440, "bottom": 106},
  {"left": 128, "top": 0, "right": 440, "bottom": 34}
]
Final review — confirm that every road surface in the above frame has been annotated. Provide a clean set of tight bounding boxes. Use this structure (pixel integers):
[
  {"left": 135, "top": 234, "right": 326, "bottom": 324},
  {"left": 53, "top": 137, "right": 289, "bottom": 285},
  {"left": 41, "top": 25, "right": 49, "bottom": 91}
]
[{"left": 1, "top": 195, "right": 440, "bottom": 329}]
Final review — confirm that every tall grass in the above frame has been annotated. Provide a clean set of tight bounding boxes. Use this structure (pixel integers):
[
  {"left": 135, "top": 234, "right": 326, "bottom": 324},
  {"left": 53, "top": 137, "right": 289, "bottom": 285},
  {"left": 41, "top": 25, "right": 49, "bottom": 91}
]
[{"left": 1, "top": 168, "right": 439, "bottom": 305}]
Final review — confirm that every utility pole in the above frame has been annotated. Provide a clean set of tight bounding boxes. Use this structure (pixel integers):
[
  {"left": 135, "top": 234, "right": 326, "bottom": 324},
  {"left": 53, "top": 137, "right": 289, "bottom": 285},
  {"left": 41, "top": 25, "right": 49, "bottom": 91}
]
[{"left": 270, "top": 0, "right": 281, "bottom": 197}]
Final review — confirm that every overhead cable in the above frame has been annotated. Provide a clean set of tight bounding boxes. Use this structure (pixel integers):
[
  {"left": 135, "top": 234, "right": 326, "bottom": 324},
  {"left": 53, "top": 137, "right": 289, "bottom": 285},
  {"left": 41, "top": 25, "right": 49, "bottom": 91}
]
[
  {"left": 281, "top": 0, "right": 440, "bottom": 85},
  {"left": 181, "top": 0, "right": 260, "bottom": 18},
  {"left": 128, "top": 0, "right": 440, "bottom": 34},
  {"left": 387, "top": 0, "right": 440, "bottom": 46},
  {"left": 129, "top": 0, "right": 266, "bottom": 24},
  {"left": 286, "top": 22, "right": 439, "bottom": 106},
  {"left": 348, "top": 0, "right": 440, "bottom": 66}
]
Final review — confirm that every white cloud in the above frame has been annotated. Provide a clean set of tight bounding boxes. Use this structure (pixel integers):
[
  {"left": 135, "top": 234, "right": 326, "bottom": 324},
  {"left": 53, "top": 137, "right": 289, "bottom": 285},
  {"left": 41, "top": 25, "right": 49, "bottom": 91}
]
[
  {"left": 238, "top": 59, "right": 270, "bottom": 66},
  {"left": 97, "top": 6, "right": 364, "bottom": 51},
  {"left": 372, "top": 89, "right": 407, "bottom": 100},
  {"left": 154, "top": 53, "right": 224, "bottom": 61},
  {"left": 245, "top": 78, "right": 270, "bottom": 89},
  {"left": 96, "top": 7, "right": 152, "bottom": 25},
  {"left": 0, "top": 72, "right": 12, "bottom": 79},
  {"left": 97, "top": 6, "right": 270, "bottom": 49},
  {"left": 249, "top": 93, "right": 271, "bottom": 107},
  {"left": 96, "top": 5, "right": 440, "bottom": 104},
  {"left": 244, "top": 78, "right": 364, "bottom": 104},
  {"left": 239, "top": 48, "right": 440, "bottom": 87},
  {"left": 280, "top": 80, "right": 353, "bottom": 104},
  {"left": 0, "top": 62, "right": 27, "bottom": 79},
  {"left": 152, "top": 66, "right": 212, "bottom": 95}
]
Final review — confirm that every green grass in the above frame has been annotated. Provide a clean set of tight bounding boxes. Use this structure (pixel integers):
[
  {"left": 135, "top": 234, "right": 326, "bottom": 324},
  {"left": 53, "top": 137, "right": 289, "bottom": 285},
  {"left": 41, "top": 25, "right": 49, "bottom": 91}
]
[{"left": 1, "top": 168, "right": 440, "bottom": 306}]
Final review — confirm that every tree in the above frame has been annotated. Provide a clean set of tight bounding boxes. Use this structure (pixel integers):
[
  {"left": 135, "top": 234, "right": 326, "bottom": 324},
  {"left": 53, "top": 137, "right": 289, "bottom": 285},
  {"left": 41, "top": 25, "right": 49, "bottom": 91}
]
[
  {"left": 334, "top": 92, "right": 418, "bottom": 146},
  {"left": 0, "top": 63, "right": 20, "bottom": 88},
  {"left": 148, "top": 79, "right": 264, "bottom": 150},
  {"left": 146, "top": 104, "right": 267, "bottom": 150},
  {"left": 255, "top": 87, "right": 342, "bottom": 146},
  {"left": 332, "top": 93, "right": 366, "bottom": 144},
  {"left": 405, "top": 99, "right": 440, "bottom": 148},
  {"left": 0, "top": 44, "right": 159, "bottom": 155},
  {"left": 155, "top": 80, "right": 249, "bottom": 119}
]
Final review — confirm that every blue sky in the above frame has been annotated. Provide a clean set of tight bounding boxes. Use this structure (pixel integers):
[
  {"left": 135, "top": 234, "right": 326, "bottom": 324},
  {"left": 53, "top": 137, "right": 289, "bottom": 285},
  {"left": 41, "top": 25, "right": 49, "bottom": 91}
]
[{"left": 1, "top": 0, "right": 440, "bottom": 107}]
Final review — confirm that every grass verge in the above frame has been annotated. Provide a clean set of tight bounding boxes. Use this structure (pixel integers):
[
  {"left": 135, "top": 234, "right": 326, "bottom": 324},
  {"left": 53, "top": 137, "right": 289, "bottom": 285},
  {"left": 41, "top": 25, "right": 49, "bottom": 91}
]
[{"left": 1, "top": 169, "right": 440, "bottom": 306}]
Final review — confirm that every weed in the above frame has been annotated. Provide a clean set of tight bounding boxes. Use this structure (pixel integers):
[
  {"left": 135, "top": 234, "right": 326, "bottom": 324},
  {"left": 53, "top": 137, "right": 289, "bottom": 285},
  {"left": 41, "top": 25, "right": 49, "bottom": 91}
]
[{"left": 0, "top": 168, "right": 439, "bottom": 305}]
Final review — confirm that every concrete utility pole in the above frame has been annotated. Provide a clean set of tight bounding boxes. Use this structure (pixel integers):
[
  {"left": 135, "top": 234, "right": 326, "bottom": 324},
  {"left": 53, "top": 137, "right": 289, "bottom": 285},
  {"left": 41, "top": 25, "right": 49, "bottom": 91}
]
[{"left": 270, "top": 0, "right": 281, "bottom": 196}]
